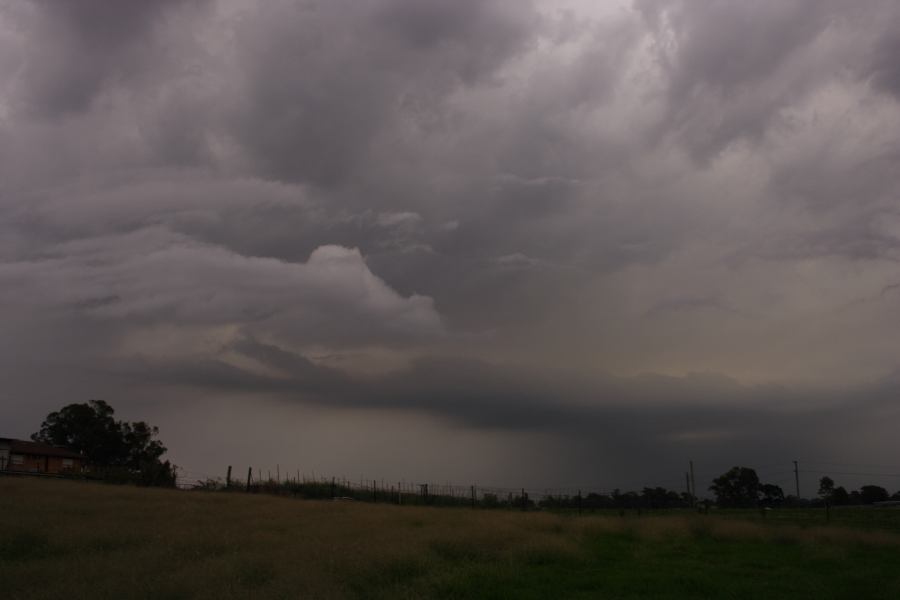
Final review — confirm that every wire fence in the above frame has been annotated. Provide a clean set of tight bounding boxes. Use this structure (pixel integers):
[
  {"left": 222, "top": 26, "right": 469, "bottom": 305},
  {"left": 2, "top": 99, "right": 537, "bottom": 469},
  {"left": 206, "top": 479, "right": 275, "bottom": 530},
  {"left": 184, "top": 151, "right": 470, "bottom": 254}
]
[
  {"left": 172, "top": 460, "right": 900, "bottom": 511},
  {"left": 174, "top": 466, "right": 706, "bottom": 511}
]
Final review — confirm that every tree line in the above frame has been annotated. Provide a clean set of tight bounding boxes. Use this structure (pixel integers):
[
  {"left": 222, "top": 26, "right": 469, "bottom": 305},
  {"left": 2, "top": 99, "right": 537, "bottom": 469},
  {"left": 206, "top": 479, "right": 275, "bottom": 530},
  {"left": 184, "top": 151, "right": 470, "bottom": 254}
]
[{"left": 709, "top": 466, "right": 900, "bottom": 508}]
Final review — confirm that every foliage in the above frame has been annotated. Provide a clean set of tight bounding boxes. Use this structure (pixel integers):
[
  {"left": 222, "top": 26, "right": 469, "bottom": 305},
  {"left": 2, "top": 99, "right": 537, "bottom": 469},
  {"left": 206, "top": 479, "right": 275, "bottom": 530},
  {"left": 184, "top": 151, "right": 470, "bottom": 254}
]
[
  {"left": 710, "top": 467, "right": 761, "bottom": 508},
  {"left": 859, "top": 485, "right": 890, "bottom": 505},
  {"left": 831, "top": 486, "right": 850, "bottom": 506},
  {"left": 760, "top": 483, "right": 784, "bottom": 507},
  {"left": 31, "top": 399, "right": 175, "bottom": 487},
  {"left": 818, "top": 476, "right": 835, "bottom": 501}
]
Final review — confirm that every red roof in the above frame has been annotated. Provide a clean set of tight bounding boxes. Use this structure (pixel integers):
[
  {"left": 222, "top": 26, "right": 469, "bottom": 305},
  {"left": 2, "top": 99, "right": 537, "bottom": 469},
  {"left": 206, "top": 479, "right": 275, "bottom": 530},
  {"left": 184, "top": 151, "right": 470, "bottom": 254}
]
[{"left": 0, "top": 438, "right": 84, "bottom": 460}]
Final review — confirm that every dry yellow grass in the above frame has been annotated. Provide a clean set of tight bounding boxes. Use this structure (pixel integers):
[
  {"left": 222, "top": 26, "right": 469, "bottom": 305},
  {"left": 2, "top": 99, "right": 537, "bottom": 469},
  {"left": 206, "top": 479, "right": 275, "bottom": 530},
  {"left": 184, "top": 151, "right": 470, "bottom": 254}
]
[{"left": 4, "top": 477, "right": 900, "bottom": 599}]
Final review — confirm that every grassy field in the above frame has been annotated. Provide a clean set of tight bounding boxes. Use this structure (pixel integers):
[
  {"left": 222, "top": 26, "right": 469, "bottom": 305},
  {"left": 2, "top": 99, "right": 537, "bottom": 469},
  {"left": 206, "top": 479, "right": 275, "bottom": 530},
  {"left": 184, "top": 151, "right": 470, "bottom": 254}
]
[{"left": 3, "top": 477, "right": 900, "bottom": 599}]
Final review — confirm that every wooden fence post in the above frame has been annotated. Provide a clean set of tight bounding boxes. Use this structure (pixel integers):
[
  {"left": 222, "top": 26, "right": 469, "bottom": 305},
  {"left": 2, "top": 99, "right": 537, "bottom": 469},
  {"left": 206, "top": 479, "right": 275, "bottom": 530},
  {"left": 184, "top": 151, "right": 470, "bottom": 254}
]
[
  {"left": 246, "top": 466, "right": 252, "bottom": 492},
  {"left": 226, "top": 465, "right": 232, "bottom": 487}
]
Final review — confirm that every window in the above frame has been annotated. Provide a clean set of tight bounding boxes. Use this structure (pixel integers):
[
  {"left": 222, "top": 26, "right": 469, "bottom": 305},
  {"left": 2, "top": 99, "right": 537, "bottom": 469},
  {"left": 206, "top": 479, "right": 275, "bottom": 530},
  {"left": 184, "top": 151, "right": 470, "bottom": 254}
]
[
  {"left": 62, "top": 458, "right": 74, "bottom": 468},
  {"left": 11, "top": 454, "right": 24, "bottom": 465}
]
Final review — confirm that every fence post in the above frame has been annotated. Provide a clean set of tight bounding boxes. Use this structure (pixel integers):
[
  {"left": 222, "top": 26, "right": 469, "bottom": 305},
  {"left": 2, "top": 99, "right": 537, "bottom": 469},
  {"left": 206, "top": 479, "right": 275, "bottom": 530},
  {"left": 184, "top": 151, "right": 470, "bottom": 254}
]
[
  {"left": 373, "top": 480, "right": 377, "bottom": 503},
  {"left": 246, "top": 466, "right": 252, "bottom": 492},
  {"left": 522, "top": 488, "right": 527, "bottom": 511},
  {"left": 471, "top": 485, "right": 476, "bottom": 509},
  {"left": 226, "top": 465, "right": 232, "bottom": 487},
  {"left": 331, "top": 476, "right": 336, "bottom": 499}
]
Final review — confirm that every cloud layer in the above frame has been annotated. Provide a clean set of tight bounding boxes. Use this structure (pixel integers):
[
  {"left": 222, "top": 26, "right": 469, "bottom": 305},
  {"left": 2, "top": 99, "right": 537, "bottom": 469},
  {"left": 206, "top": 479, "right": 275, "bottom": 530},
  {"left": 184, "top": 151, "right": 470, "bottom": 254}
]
[{"left": 3, "top": 0, "right": 900, "bottom": 491}]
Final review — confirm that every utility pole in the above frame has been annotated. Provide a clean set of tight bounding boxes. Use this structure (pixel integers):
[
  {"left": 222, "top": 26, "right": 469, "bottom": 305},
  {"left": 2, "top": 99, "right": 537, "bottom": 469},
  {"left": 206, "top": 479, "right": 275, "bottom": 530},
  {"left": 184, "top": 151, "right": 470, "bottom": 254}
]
[
  {"left": 685, "top": 472, "right": 692, "bottom": 507},
  {"left": 689, "top": 460, "right": 696, "bottom": 502},
  {"left": 793, "top": 460, "right": 800, "bottom": 498}
]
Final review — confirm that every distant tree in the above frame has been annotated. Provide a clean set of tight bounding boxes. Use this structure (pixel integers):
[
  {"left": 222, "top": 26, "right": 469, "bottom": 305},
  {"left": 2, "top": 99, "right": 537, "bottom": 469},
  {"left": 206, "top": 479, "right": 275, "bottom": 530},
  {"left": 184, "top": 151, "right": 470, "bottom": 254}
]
[
  {"left": 858, "top": 485, "right": 889, "bottom": 505},
  {"left": 32, "top": 400, "right": 175, "bottom": 486},
  {"left": 710, "top": 467, "right": 761, "bottom": 508},
  {"left": 481, "top": 493, "right": 500, "bottom": 508},
  {"left": 760, "top": 483, "right": 784, "bottom": 507},
  {"left": 831, "top": 486, "right": 850, "bottom": 506},
  {"left": 584, "top": 492, "right": 612, "bottom": 510},
  {"left": 616, "top": 490, "right": 640, "bottom": 509},
  {"left": 640, "top": 487, "right": 687, "bottom": 509},
  {"left": 818, "top": 476, "right": 835, "bottom": 501}
]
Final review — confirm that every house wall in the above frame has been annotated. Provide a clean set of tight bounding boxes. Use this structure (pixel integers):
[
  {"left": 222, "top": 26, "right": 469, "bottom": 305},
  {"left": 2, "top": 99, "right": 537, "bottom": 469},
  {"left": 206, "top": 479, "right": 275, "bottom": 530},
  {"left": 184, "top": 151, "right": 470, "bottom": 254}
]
[
  {"left": 0, "top": 442, "right": 9, "bottom": 471},
  {"left": 7, "top": 454, "right": 83, "bottom": 474}
]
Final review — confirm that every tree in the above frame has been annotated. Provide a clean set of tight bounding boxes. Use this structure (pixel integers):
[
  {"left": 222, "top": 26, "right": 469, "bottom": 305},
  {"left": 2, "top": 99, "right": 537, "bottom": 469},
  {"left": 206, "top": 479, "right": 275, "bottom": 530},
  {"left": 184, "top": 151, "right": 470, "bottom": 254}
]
[
  {"left": 858, "top": 485, "right": 889, "bottom": 504},
  {"left": 32, "top": 400, "right": 176, "bottom": 486},
  {"left": 710, "top": 466, "right": 761, "bottom": 508},
  {"left": 32, "top": 400, "right": 124, "bottom": 465},
  {"left": 818, "top": 476, "right": 835, "bottom": 502},
  {"left": 760, "top": 483, "right": 784, "bottom": 507},
  {"left": 831, "top": 486, "right": 850, "bottom": 506},
  {"left": 640, "top": 487, "right": 687, "bottom": 509}
]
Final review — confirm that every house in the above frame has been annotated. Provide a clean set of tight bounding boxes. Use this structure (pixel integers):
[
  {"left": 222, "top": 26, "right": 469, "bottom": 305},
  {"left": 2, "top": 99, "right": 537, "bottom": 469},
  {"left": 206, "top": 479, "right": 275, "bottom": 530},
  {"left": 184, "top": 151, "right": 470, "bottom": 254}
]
[{"left": 0, "top": 438, "right": 85, "bottom": 475}]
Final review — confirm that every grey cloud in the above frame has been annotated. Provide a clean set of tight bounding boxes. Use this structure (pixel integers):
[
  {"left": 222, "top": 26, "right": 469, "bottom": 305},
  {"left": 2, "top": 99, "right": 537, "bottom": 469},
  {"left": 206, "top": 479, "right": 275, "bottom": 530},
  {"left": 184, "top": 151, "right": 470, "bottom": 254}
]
[
  {"left": 16, "top": 0, "right": 199, "bottom": 116},
  {"left": 637, "top": 0, "right": 837, "bottom": 159},
  {"left": 3, "top": 1, "right": 900, "bottom": 487},
  {"left": 870, "top": 30, "right": 900, "bottom": 99},
  {"left": 227, "top": 0, "right": 538, "bottom": 185},
  {"left": 0, "top": 227, "right": 443, "bottom": 350}
]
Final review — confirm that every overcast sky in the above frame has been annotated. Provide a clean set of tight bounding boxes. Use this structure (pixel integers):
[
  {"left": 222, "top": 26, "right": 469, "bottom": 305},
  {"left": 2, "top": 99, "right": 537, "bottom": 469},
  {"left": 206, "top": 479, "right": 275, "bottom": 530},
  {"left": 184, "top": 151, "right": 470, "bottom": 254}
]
[{"left": 3, "top": 0, "right": 900, "bottom": 496}]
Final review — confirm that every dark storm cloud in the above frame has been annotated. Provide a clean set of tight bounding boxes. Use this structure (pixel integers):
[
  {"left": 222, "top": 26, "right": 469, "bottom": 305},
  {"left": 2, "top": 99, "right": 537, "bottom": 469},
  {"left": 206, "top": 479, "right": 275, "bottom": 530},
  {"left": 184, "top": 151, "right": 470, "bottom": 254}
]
[
  {"left": 16, "top": 0, "right": 199, "bottom": 116},
  {"left": 227, "top": 0, "right": 538, "bottom": 185},
  {"left": 3, "top": 0, "right": 900, "bottom": 486},
  {"left": 870, "top": 30, "right": 900, "bottom": 100}
]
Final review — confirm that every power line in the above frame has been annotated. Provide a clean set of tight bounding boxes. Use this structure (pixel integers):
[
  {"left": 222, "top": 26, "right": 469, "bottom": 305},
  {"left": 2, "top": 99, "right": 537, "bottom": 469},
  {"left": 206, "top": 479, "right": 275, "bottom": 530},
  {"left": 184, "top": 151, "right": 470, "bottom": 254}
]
[
  {"left": 803, "top": 460, "right": 900, "bottom": 471},
  {"left": 801, "top": 468, "right": 900, "bottom": 479}
]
